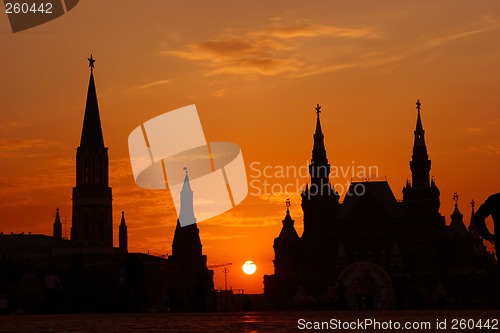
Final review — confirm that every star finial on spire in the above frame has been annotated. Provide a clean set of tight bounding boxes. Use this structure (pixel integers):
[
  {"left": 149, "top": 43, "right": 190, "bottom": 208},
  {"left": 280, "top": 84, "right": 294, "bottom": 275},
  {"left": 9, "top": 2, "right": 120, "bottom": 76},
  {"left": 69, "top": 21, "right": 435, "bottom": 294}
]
[
  {"left": 416, "top": 99, "right": 421, "bottom": 113},
  {"left": 471, "top": 199, "right": 475, "bottom": 209},
  {"left": 87, "top": 54, "right": 95, "bottom": 71},
  {"left": 453, "top": 192, "right": 459, "bottom": 207},
  {"left": 286, "top": 198, "right": 291, "bottom": 212},
  {"left": 183, "top": 166, "right": 188, "bottom": 174},
  {"left": 315, "top": 104, "right": 321, "bottom": 116}
]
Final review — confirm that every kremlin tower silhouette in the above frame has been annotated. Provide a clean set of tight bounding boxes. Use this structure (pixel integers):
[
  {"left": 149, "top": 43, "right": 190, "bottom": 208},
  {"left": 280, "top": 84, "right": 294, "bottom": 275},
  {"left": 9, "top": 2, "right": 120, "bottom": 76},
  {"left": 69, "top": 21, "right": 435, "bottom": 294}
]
[{"left": 0, "top": 56, "right": 214, "bottom": 313}]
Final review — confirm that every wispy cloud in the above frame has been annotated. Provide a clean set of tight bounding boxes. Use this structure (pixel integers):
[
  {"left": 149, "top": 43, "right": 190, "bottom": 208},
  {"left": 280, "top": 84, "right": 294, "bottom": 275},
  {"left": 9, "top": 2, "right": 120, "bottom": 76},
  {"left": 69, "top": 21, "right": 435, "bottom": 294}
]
[
  {"left": 465, "top": 127, "right": 486, "bottom": 134},
  {"left": 0, "top": 121, "right": 29, "bottom": 132},
  {"left": 132, "top": 79, "right": 171, "bottom": 91},
  {"left": 162, "top": 16, "right": 499, "bottom": 79},
  {"left": 467, "top": 140, "right": 500, "bottom": 155},
  {"left": 161, "top": 19, "right": 376, "bottom": 78},
  {"left": 0, "top": 138, "right": 62, "bottom": 158}
]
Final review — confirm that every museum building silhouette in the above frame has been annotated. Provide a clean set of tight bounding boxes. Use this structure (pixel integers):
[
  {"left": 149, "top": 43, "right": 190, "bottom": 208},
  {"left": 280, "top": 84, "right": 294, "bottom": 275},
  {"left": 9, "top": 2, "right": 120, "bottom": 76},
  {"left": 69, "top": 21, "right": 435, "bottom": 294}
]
[{"left": 264, "top": 103, "right": 499, "bottom": 309}]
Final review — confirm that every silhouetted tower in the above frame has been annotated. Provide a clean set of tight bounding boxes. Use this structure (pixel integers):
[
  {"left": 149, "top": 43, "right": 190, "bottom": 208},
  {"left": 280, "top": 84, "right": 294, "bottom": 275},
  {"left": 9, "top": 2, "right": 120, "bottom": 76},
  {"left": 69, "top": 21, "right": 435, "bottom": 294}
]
[
  {"left": 467, "top": 199, "right": 487, "bottom": 253},
  {"left": 301, "top": 104, "right": 339, "bottom": 238},
  {"left": 167, "top": 168, "right": 213, "bottom": 311},
  {"left": 119, "top": 211, "right": 128, "bottom": 253},
  {"left": 171, "top": 168, "right": 203, "bottom": 261},
  {"left": 448, "top": 193, "right": 468, "bottom": 238},
  {"left": 402, "top": 100, "right": 440, "bottom": 219},
  {"left": 53, "top": 208, "right": 62, "bottom": 248},
  {"left": 273, "top": 199, "right": 300, "bottom": 278},
  {"left": 468, "top": 199, "right": 479, "bottom": 239},
  {"left": 71, "top": 55, "right": 113, "bottom": 247}
]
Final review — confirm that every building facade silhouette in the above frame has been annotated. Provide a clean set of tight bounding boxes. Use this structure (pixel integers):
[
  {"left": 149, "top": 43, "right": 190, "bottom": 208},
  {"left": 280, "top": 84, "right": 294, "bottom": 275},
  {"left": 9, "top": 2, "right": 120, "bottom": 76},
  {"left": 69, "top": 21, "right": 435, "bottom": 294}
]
[{"left": 264, "top": 102, "right": 499, "bottom": 309}]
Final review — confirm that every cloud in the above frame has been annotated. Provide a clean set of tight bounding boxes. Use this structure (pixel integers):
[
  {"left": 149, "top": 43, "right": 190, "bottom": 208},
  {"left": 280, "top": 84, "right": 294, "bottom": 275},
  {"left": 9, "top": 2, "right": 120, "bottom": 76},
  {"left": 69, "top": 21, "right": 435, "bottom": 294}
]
[
  {"left": 467, "top": 140, "right": 500, "bottom": 155},
  {"left": 161, "top": 19, "right": 375, "bottom": 78},
  {"left": 0, "top": 138, "right": 63, "bottom": 159},
  {"left": 256, "top": 21, "right": 374, "bottom": 39},
  {"left": 162, "top": 16, "right": 499, "bottom": 79},
  {"left": 465, "top": 127, "right": 486, "bottom": 134},
  {"left": 132, "top": 79, "right": 171, "bottom": 91},
  {"left": 0, "top": 121, "right": 29, "bottom": 132}
]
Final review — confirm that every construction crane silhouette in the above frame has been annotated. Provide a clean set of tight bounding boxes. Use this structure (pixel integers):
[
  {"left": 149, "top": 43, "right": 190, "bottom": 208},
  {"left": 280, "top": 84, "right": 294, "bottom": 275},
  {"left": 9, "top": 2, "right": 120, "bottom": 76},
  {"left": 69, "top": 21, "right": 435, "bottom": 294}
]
[{"left": 207, "top": 262, "right": 232, "bottom": 291}]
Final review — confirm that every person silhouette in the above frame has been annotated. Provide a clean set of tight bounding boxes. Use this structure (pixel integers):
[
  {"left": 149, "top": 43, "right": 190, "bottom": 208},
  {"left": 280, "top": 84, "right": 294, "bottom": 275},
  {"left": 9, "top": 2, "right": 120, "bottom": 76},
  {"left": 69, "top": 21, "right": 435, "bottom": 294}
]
[{"left": 475, "top": 193, "right": 500, "bottom": 257}]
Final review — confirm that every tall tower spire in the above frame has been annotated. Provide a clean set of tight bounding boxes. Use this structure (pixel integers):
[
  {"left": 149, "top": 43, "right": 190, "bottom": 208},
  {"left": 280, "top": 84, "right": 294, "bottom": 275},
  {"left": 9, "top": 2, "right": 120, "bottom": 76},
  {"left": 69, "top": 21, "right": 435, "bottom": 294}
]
[
  {"left": 80, "top": 54, "right": 104, "bottom": 149},
  {"left": 410, "top": 100, "right": 430, "bottom": 187},
  {"left": 402, "top": 99, "right": 440, "bottom": 220},
  {"left": 414, "top": 99, "right": 425, "bottom": 147},
  {"left": 119, "top": 211, "right": 128, "bottom": 253},
  {"left": 53, "top": 208, "right": 62, "bottom": 248},
  {"left": 301, "top": 104, "right": 339, "bottom": 238},
  {"left": 71, "top": 55, "right": 113, "bottom": 247},
  {"left": 308, "top": 104, "right": 331, "bottom": 189},
  {"left": 171, "top": 167, "right": 202, "bottom": 258}
]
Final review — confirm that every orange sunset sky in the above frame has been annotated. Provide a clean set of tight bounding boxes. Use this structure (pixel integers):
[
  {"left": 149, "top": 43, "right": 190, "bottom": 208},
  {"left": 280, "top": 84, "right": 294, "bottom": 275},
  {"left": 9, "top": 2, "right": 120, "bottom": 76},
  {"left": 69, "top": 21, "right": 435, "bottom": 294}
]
[{"left": 0, "top": 1, "right": 499, "bottom": 294}]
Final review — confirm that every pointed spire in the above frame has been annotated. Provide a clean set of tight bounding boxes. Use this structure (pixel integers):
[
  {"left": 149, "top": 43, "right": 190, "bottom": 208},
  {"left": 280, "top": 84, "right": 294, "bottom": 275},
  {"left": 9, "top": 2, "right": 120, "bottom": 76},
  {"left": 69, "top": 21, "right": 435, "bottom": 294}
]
[
  {"left": 468, "top": 199, "right": 479, "bottom": 239},
  {"left": 315, "top": 103, "right": 323, "bottom": 136},
  {"left": 414, "top": 99, "right": 426, "bottom": 147},
  {"left": 119, "top": 211, "right": 128, "bottom": 253},
  {"left": 181, "top": 166, "right": 192, "bottom": 192},
  {"left": 54, "top": 208, "right": 61, "bottom": 225},
  {"left": 449, "top": 192, "right": 467, "bottom": 238},
  {"left": 53, "top": 208, "right": 62, "bottom": 247},
  {"left": 80, "top": 55, "right": 105, "bottom": 148},
  {"left": 179, "top": 167, "right": 196, "bottom": 226},
  {"left": 283, "top": 199, "right": 294, "bottom": 226},
  {"left": 276, "top": 199, "right": 299, "bottom": 242},
  {"left": 120, "top": 211, "right": 126, "bottom": 226},
  {"left": 313, "top": 104, "right": 326, "bottom": 153}
]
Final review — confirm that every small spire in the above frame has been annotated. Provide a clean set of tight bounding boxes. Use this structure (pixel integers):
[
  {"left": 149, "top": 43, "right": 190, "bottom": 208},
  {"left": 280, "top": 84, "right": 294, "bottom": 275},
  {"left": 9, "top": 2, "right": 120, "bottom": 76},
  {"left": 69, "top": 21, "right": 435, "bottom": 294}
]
[
  {"left": 182, "top": 166, "right": 191, "bottom": 188},
  {"left": 453, "top": 192, "right": 459, "bottom": 208},
  {"left": 414, "top": 99, "right": 425, "bottom": 146},
  {"left": 285, "top": 198, "right": 291, "bottom": 213},
  {"left": 120, "top": 211, "right": 126, "bottom": 226},
  {"left": 54, "top": 208, "right": 61, "bottom": 224},
  {"left": 315, "top": 104, "right": 323, "bottom": 135},
  {"left": 468, "top": 199, "right": 479, "bottom": 239}
]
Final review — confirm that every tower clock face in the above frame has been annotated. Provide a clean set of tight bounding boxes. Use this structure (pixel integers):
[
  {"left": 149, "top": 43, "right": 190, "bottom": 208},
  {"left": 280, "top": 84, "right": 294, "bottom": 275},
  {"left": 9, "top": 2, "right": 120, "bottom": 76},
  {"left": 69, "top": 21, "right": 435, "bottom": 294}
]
[{"left": 337, "top": 261, "right": 394, "bottom": 310}]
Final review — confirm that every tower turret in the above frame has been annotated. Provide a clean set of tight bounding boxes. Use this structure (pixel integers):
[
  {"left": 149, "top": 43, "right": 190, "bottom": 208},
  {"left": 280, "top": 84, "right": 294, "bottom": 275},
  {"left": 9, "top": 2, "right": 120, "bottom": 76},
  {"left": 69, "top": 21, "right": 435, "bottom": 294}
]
[
  {"left": 53, "top": 208, "right": 62, "bottom": 248},
  {"left": 301, "top": 104, "right": 339, "bottom": 238},
  {"left": 171, "top": 168, "right": 202, "bottom": 259},
  {"left": 402, "top": 100, "right": 440, "bottom": 220},
  {"left": 448, "top": 193, "right": 468, "bottom": 238},
  {"left": 71, "top": 55, "right": 113, "bottom": 247},
  {"left": 273, "top": 199, "right": 300, "bottom": 278},
  {"left": 119, "top": 211, "right": 128, "bottom": 253}
]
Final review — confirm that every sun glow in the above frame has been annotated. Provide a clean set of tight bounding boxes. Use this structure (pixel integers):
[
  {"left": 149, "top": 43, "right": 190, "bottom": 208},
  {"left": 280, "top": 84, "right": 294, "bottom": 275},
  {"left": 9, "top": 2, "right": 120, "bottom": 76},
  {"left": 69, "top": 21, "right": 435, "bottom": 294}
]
[{"left": 242, "top": 260, "right": 257, "bottom": 275}]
